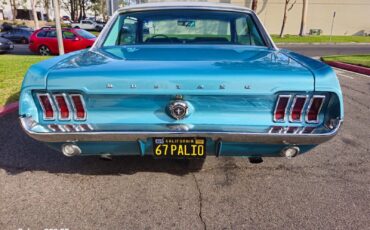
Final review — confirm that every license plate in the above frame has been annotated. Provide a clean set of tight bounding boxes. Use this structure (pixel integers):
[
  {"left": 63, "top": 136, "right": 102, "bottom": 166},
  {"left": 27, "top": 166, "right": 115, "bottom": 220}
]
[
  {"left": 153, "top": 137, "right": 206, "bottom": 158},
  {"left": 10, "top": 44, "right": 14, "bottom": 49}
]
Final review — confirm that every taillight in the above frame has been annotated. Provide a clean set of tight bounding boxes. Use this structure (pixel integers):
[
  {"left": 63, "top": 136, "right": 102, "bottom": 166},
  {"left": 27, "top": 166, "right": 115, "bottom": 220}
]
[
  {"left": 269, "top": 126, "right": 283, "bottom": 133},
  {"left": 289, "top": 96, "right": 307, "bottom": 122},
  {"left": 70, "top": 94, "right": 86, "bottom": 120},
  {"left": 273, "top": 95, "right": 291, "bottom": 122},
  {"left": 54, "top": 94, "right": 71, "bottom": 120},
  {"left": 37, "top": 93, "right": 55, "bottom": 120},
  {"left": 301, "top": 126, "right": 315, "bottom": 134},
  {"left": 306, "top": 95, "right": 325, "bottom": 123},
  {"left": 286, "top": 126, "right": 299, "bottom": 134}
]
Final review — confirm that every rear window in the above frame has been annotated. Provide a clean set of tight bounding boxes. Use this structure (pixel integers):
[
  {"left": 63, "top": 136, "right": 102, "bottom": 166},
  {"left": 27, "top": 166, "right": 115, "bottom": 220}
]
[{"left": 103, "top": 10, "right": 265, "bottom": 46}]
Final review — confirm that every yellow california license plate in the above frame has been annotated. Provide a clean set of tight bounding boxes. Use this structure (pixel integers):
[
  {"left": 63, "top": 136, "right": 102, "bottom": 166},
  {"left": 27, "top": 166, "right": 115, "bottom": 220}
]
[{"left": 153, "top": 137, "right": 206, "bottom": 158}]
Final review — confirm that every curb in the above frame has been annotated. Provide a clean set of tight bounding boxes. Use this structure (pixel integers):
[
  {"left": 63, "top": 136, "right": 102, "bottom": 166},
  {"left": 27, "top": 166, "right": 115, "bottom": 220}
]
[
  {"left": 0, "top": 102, "right": 19, "bottom": 118},
  {"left": 323, "top": 61, "right": 370, "bottom": 75}
]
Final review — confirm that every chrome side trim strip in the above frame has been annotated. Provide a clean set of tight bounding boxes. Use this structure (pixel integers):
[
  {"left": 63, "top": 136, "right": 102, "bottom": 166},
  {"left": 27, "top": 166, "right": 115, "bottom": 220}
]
[{"left": 20, "top": 117, "right": 342, "bottom": 145}]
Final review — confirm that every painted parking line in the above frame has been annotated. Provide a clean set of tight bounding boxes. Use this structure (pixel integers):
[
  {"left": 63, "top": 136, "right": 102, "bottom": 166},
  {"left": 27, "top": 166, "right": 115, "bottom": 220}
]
[
  {"left": 335, "top": 69, "right": 354, "bottom": 79},
  {"left": 337, "top": 73, "right": 354, "bottom": 80},
  {"left": 333, "top": 67, "right": 370, "bottom": 79}
]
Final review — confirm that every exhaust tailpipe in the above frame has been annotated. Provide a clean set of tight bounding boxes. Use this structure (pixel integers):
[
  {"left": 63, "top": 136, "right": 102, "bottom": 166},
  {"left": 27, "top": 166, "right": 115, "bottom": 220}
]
[
  {"left": 62, "top": 144, "right": 81, "bottom": 157},
  {"left": 281, "top": 146, "right": 300, "bottom": 159}
]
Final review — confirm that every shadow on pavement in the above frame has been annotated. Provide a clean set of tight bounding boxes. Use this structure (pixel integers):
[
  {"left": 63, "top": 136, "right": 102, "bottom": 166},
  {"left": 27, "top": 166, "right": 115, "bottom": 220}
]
[
  {"left": 0, "top": 112, "right": 204, "bottom": 175},
  {"left": 5, "top": 92, "right": 19, "bottom": 106}
]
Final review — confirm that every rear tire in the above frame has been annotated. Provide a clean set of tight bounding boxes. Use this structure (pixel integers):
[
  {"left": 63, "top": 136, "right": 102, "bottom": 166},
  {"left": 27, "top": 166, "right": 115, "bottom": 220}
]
[
  {"left": 95, "top": 26, "right": 102, "bottom": 32},
  {"left": 39, "top": 45, "right": 51, "bottom": 56}
]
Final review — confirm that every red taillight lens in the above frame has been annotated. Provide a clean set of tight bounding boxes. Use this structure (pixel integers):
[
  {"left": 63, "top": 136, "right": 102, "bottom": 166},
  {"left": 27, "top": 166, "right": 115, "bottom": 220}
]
[
  {"left": 306, "top": 96, "right": 325, "bottom": 123},
  {"left": 274, "top": 95, "right": 290, "bottom": 122},
  {"left": 290, "top": 96, "right": 307, "bottom": 122},
  {"left": 70, "top": 94, "right": 86, "bottom": 120},
  {"left": 54, "top": 94, "right": 70, "bottom": 120},
  {"left": 37, "top": 94, "right": 55, "bottom": 120}
]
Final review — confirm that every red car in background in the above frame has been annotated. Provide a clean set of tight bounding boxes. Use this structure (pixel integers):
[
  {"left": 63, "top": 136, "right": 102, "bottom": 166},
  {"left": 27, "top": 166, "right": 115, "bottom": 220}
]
[{"left": 29, "top": 28, "right": 96, "bottom": 55}]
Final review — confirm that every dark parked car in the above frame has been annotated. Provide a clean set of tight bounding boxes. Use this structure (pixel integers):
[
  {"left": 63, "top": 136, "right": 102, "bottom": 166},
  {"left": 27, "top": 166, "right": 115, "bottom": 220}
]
[
  {"left": 0, "top": 28, "right": 33, "bottom": 44},
  {"left": 0, "top": 37, "right": 14, "bottom": 53}
]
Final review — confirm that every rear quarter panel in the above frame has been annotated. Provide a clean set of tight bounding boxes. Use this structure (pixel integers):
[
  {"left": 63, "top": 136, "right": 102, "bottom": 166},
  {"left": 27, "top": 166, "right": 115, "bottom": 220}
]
[{"left": 281, "top": 49, "right": 344, "bottom": 120}]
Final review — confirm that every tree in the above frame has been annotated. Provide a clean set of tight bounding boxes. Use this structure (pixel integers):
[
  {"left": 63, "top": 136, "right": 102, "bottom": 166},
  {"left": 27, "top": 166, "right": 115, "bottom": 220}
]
[
  {"left": 30, "top": 0, "right": 40, "bottom": 29},
  {"left": 9, "top": 0, "right": 18, "bottom": 21},
  {"left": 279, "top": 0, "right": 297, "bottom": 38},
  {"left": 251, "top": 0, "right": 258, "bottom": 12},
  {"left": 42, "top": 0, "right": 50, "bottom": 20},
  {"left": 299, "top": 0, "right": 308, "bottom": 36}
]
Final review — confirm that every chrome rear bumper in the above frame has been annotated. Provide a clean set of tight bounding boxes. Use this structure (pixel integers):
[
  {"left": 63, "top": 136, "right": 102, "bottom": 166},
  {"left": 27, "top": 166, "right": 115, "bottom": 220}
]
[{"left": 20, "top": 117, "right": 342, "bottom": 145}]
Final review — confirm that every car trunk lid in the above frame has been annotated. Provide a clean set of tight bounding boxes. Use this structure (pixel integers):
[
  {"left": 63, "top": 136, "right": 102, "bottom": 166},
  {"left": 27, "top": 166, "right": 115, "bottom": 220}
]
[{"left": 46, "top": 45, "right": 314, "bottom": 95}]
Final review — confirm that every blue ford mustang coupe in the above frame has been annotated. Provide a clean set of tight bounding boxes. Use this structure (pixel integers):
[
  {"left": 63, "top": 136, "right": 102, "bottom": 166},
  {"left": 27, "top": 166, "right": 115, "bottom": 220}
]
[{"left": 19, "top": 2, "right": 343, "bottom": 159}]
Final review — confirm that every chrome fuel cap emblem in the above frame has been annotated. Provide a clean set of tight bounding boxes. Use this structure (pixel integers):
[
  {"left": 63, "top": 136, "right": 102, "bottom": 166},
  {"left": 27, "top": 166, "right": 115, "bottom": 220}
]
[{"left": 168, "top": 100, "right": 188, "bottom": 120}]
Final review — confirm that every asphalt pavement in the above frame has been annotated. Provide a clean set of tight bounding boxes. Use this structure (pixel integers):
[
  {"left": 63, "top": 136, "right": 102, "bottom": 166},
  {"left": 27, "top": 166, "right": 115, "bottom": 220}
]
[
  {"left": 6, "top": 43, "right": 370, "bottom": 57},
  {"left": 278, "top": 43, "right": 370, "bottom": 57},
  {"left": 0, "top": 68, "right": 369, "bottom": 229}
]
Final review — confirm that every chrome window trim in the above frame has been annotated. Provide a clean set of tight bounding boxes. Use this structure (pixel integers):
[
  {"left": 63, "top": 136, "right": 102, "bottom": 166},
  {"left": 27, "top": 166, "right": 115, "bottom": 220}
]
[
  {"left": 273, "top": 95, "right": 291, "bottom": 123},
  {"left": 305, "top": 95, "right": 326, "bottom": 124},
  {"left": 289, "top": 95, "right": 308, "bottom": 123},
  {"left": 69, "top": 94, "right": 87, "bottom": 121},
  {"left": 36, "top": 93, "right": 56, "bottom": 121},
  {"left": 53, "top": 93, "right": 72, "bottom": 121},
  {"left": 91, "top": 3, "right": 277, "bottom": 50}
]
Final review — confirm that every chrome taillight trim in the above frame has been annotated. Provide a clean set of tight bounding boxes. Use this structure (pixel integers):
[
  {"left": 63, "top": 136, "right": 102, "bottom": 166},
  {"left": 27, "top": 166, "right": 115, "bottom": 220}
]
[
  {"left": 69, "top": 94, "right": 87, "bottom": 121},
  {"left": 299, "top": 126, "right": 315, "bottom": 134},
  {"left": 286, "top": 126, "right": 300, "bottom": 134},
  {"left": 37, "top": 93, "right": 56, "bottom": 121},
  {"left": 289, "top": 95, "right": 308, "bottom": 123},
  {"left": 53, "top": 93, "right": 72, "bottom": 121},
  {"left": 269, "top": 126, "right": 284, "bottom": 134},
  {"left": 273, "top": 95, "right": 291, "bottom": 123},
  {"left": 305, "top": 95, "right": 326, "bottom": 124}
]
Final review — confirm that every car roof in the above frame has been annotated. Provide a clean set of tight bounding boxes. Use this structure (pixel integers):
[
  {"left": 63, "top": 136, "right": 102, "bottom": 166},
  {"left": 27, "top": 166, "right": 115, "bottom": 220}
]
[
  {"left": 38, "top": 27, "right": 77, "bottom": 31},
  {"left": 118, "top": 2, "right": 252, "bottom": 13}
]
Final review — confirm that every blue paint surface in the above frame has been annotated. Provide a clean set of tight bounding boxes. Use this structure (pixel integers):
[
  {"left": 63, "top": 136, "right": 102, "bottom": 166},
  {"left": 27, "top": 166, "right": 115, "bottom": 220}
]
[{"left": 19, "top": 45, "right": 343, "bottom": 157}]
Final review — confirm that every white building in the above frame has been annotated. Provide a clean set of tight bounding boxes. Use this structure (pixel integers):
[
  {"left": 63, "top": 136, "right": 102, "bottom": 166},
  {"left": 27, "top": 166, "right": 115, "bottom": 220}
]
[{"left": 0, "top": 0, "right": 69, "bottom": 22}]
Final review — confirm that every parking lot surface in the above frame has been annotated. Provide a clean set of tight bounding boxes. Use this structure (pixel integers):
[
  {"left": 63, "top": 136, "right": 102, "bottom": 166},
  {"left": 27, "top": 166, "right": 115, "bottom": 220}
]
[{"left": 0, "top": 69, "right": 369, "bottom": 229}]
